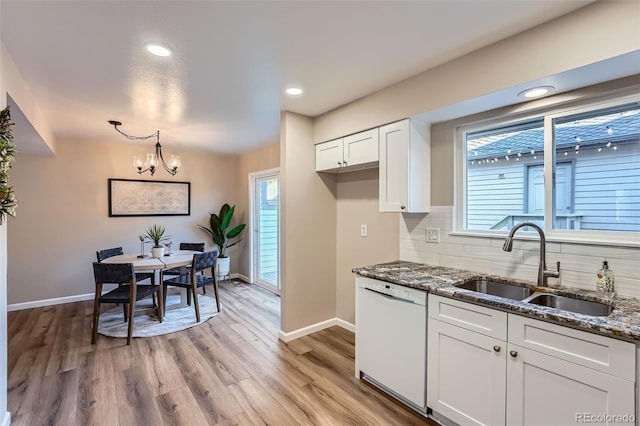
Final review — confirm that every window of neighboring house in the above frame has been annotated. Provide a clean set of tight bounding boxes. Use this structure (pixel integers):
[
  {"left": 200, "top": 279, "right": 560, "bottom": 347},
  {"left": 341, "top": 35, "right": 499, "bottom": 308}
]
[{"left": 457, "top": 93, "right": 640, "bottom": 245}]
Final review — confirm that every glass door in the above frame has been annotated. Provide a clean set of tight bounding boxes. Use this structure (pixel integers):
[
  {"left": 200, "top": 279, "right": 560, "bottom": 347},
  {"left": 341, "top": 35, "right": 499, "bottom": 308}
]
[{"left": 251, "top": 170, "right": 280, "bottom": 293}]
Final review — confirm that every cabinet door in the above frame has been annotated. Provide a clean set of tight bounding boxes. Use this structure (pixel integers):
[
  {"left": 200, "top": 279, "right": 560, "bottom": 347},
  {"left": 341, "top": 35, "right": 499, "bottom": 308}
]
[
  {"left": 428, "top": 319, "right": 506, "bottom": 426},
  {"left": 343, "top": 128, "right": 378, "bottom": 167},
  {"left": 315, "top": 138, "right": 344, "bottom": 171},
  {"left": 506, "top": 344, "right": 636, "bottom": 426},
  {"left": 379, "top": 119, "right": 409, "bottom": 212}
]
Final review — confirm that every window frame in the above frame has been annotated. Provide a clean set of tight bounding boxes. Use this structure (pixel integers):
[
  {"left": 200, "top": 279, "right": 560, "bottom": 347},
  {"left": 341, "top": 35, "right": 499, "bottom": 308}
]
[{"left": 454, "top": 91, "right": 640, "bottom": 248}]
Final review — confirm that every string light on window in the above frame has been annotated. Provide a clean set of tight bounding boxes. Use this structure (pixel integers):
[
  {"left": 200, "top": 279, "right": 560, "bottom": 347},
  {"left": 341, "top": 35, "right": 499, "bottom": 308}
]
[
  {"left": 517, "top": 152, "right": 522, "bottom": 157},
  {"left": 613, "top": 145, "right": 618, "bottom": 150},
  {"left": 471, "top": 160, "right": 475, "bottom": 165},
  {"left": 507, "top": 148, "right": 512, "bottom": 154},
  {"left": 530, "top": 149, "right": 535, "bottom": 155},
  {"left": 564, "top": 151, "right": 568, "bottom": 156},
  {"left": 606, "top": 126, "right": 614, "bottom": 135},
  {"left": 533, "top": 155, "right": 537, "bottom": 159},
  {"left": 505, "top": 155, "right": 510, "bottom": 161},
  {"left": 598, "top": 147, "right": 602, "bottom": 152},
  {"left": 474, "top": 150, "right": 479, "bottom": 156},
  {"left": 575, "top": 136, "right": 582, "bottom": 143},
  {"left": 606, "top": 141, "right": 612, "bottom": 148}
]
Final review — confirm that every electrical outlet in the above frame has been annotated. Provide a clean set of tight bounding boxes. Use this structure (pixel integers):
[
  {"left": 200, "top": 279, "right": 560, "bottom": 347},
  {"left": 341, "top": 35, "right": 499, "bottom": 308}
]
[
  {"left": 360, "top": 224, "right": 368, "bottom": 237},
  {"left": 425, "top": 228, "right": 440, "bottom": 243}
]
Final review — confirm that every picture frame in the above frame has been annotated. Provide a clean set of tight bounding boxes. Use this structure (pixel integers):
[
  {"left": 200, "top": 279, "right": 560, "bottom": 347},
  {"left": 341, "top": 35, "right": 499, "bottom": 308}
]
[{"left": 108, "top": 178, "right": 191, "bottom": 217}]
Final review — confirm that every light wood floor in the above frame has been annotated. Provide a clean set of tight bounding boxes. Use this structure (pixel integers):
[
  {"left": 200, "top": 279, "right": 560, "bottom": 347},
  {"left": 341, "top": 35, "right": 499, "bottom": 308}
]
[{"left": 8, "top": 280, "right": 433, "bottom": 425}]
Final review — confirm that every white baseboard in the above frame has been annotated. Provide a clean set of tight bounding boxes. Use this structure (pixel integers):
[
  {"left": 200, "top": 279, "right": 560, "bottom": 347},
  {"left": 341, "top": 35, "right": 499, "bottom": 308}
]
[
  {"left": 279, "top": 317, "right": 355, "bottom": 342},
  {"left": 230, "top": 273, "right": 250, "bottom": 282},
  {"left": 1, "top": 411, "right": 10, "bottom": 426},
  {"left": 8, "top": 293, "right": 94, "bottom": 312},
  {"left": 336, "top": 318, "right": 356, "bottom": 333}
]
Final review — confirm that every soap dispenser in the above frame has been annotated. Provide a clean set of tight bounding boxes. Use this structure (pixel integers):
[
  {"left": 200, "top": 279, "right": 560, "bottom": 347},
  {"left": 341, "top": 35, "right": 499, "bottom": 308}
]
[{"left": 596, "top": 260, "right": 615, "bottom": 298}]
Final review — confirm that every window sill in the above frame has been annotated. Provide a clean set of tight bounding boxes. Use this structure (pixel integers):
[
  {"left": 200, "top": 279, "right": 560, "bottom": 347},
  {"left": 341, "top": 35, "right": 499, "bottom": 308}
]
[{"left": 449, "top": 231, "right": 640, "bottom": 249}]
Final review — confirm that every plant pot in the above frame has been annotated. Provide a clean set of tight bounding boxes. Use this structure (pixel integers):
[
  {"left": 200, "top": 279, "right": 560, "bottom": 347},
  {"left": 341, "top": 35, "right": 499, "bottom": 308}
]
[
  {"left": 151, "top": 246, "right": 165, "bottom": 258},
  {"left": 216, "top": 257, "right": 230, "bottom": 278}
]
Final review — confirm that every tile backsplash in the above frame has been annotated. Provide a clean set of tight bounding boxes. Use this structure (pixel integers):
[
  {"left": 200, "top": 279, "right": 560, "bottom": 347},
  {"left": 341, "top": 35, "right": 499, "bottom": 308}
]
[{"left": 400, "top": 207, "right": 640, "bottom": 299}]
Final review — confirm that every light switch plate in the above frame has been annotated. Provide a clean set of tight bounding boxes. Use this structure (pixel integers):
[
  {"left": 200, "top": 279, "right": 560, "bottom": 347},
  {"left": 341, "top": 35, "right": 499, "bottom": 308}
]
[
  {"left": 360, "top": 224, "right": 368, "bottom": 237},
  {"left": 425, "top": 228, "right": 440, "bottom": 243}
]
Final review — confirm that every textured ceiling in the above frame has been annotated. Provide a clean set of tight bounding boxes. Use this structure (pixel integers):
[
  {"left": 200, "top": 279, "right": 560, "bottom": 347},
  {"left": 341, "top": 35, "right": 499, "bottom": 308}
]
[{"left": 1, "top": 1, "right": 596, "bottom": 154}]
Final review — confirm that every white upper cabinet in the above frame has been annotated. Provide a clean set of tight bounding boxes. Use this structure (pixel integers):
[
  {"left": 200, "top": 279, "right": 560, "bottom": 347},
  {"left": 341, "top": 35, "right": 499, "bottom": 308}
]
[
  {"left": 315, "top": 128, "right": 378, "bottom": 172},
  {"left": 315, "top": 138, "right": 344, "bottom": 171},
  {"left": 378, "top": 119, "right": 430, "bottom": 213}
]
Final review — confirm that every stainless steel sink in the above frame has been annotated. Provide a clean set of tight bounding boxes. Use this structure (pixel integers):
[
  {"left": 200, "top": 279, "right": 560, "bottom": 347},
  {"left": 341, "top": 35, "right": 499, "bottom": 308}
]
[
  {"left": 456, "top": 279, "right": 535, "bottom": 300},
  {"left": 524, "top": 293, "right": 614, "bottom": 317}
]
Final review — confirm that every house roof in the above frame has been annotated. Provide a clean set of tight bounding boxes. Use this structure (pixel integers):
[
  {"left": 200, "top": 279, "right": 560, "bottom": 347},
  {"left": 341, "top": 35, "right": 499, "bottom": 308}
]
[{"left": 467, "top": 103, "right": 640, "bottom": 160}]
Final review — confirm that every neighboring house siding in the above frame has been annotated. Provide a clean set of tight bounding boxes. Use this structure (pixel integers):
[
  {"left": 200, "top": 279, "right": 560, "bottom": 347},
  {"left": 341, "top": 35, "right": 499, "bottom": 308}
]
[
  {"left": 573, "top": 144, "right": 640, "bottom": 231},
  {"left": 467, "top": 162, "right": 523, "bottom": 229},
  {"left": 466, "top": 143, "right": 639, "bottom": 231}
]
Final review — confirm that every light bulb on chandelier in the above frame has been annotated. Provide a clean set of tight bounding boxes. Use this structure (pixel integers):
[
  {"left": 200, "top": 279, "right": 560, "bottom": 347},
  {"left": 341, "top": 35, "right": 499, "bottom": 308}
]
[{"left": 108, "top": 120, "right": 181, "bottom": 176}]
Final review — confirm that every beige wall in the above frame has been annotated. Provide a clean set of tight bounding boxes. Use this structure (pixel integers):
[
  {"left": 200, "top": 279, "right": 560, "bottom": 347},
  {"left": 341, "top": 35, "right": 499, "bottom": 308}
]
[
  {"left": 313, "top": 1, "right": 640, "bottom": 143},
  {"left": 1, "top": 42, "right": 54, "bottom": 154},
  {"left": 280, "top": 112, "right": 337, "bottom": 332},
  {"left": 8, "top": 139, "right": 239, "bottom": 305},
  {"left": 235, "top": 142, "right": 280, "bottom": 279},
  {"left": 336, "top": 169, "right": 399, "bottom": 323}
]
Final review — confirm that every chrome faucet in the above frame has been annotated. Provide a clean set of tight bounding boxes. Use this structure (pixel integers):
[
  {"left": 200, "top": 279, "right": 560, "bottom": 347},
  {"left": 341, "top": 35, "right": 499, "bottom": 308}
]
[{"left": 503, "top": 222, "right": 560, "bottom": 287}]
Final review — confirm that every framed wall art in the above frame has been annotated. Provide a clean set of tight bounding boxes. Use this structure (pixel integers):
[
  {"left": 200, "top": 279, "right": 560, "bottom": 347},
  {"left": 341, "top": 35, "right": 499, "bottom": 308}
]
[{"left": 108, "top": 178, "right": 191, "bottom": 217}]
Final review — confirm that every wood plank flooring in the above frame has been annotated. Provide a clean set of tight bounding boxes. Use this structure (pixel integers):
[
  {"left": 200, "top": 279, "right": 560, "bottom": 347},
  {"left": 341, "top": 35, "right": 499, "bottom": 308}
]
[{"left": 8, "top": 280, "right": 434, "bottom": 425}]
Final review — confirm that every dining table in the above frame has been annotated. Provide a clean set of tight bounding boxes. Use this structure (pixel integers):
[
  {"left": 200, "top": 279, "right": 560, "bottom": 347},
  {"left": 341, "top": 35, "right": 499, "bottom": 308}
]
[{"left": 100, "top": 250, "right": 200, "bottom": 316}]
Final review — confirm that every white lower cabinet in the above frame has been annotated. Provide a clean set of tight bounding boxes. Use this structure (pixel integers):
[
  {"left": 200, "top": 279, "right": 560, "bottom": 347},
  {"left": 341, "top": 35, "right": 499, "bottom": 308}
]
[
  {"left": 506, "top": 343, "right": 636, "bottom": 426},
  {"left": 427, "top": 295, "right": 637, "bottom": 426},
  {"left": 428, "top": 319, "right": 506, "bottom": 426}
]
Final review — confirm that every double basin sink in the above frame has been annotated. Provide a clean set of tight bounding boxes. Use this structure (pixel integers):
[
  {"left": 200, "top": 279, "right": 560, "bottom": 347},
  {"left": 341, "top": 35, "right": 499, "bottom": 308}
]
[{"left": 456, "top": 279, "right": 614, "bottom": 317}]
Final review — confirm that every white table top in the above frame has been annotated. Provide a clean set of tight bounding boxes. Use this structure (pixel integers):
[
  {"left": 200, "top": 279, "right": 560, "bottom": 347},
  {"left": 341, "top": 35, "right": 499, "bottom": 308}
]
[{"left": 101, "top": 250, "right": 199, "bottom": 271}]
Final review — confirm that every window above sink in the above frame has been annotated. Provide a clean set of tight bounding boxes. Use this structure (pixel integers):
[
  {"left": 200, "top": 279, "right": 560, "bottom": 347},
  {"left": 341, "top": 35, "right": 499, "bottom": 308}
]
[{"left": 454, "top": 91, "right": 640, "bottom": 247}]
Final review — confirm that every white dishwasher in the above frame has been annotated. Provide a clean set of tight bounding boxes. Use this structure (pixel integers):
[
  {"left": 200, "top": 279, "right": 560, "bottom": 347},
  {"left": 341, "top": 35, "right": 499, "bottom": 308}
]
[{"left": 355, "top": 276, "right": 427, "bottom": 413}]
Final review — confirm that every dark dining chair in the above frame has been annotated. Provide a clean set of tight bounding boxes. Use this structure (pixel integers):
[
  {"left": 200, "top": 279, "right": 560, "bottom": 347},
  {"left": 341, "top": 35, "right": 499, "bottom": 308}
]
[
  {"left": 91, "top": 262, "right": 163, "bottom": 345},
  {"left": 163, "top": 250, "right": 219, "bottom": 323},
  {"left": 162, "top": 242, "right": 206, "bottom": 290},
  {"left": 96, "top": 247, "right": 159, "bottom": 318}
]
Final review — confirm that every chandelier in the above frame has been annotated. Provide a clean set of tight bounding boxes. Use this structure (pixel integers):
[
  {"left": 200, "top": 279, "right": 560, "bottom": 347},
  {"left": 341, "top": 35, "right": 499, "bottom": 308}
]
[{"left": 108, "top": 120, "right": 181, "bottom": 176}]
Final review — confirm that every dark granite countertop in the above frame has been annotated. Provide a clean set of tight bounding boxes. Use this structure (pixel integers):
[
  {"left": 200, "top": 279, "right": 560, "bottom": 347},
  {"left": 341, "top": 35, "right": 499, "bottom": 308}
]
[{"left": 353, "top": 261, "right": 640, "bottom": 343}]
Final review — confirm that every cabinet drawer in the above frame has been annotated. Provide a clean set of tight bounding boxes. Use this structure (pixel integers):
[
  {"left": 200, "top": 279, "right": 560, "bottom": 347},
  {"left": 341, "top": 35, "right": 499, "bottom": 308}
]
[
  {"left": 429, "top": 295, "right": 507, "bottom": 340},
  {"left": 508, "top": 314, "right": 636, "bottom": 381}
]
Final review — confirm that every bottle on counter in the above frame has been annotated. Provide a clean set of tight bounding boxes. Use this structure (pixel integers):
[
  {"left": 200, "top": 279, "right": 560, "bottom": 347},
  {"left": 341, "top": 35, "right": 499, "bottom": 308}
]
[{"left": 596, "top": 260, "right": 615, "bottom": 298}]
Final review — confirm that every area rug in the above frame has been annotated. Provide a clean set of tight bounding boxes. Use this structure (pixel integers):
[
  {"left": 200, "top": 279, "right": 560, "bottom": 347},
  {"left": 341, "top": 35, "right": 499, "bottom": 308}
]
[{"left": 98, "top": 294, "right": 218, "bottom": 339}]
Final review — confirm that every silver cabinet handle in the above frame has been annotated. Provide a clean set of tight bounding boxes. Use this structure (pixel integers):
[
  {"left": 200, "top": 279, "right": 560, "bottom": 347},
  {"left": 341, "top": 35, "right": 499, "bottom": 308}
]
[
  {"left": 493, "top": 345, "right": 501, "bottom": 352},
  {"left": 510, "top": 350, "right": 518, "bottom": 358}
]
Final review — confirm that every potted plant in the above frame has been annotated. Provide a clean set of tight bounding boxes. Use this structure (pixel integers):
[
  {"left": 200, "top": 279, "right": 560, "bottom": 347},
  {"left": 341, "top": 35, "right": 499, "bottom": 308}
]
[
  {"left": 197, "top": 203, "right": 246, "bottom": 278},
  {"left": 144, "top": 224, "right": 171, "bottom": 258}
]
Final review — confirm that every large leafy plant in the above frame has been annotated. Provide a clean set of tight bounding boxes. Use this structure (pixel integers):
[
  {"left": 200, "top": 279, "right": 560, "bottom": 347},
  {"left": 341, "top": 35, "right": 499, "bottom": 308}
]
[
  {"left": 0, "top": 106, "right": 17, "bottom": 224},
  {"left": 197, "top": 203, "right": 246, "bottom": 258}
]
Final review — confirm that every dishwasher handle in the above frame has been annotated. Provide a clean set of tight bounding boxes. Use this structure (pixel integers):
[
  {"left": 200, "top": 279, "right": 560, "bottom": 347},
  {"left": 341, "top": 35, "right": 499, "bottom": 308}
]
[{"left": 363, "top": 287, "right": 415, "bottom": 304}]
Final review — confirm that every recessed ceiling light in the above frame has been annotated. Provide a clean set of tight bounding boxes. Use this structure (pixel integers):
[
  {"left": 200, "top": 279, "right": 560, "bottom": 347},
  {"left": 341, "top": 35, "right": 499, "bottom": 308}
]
[
  {"left": 146, "top": 43, "right": 172, "bottom": 57},
  {"left": 518, "top": 86, "right": 555, "bottom": 99},
  {"left": 286, "top": 87, "right": 303, "bottom": 96}
]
